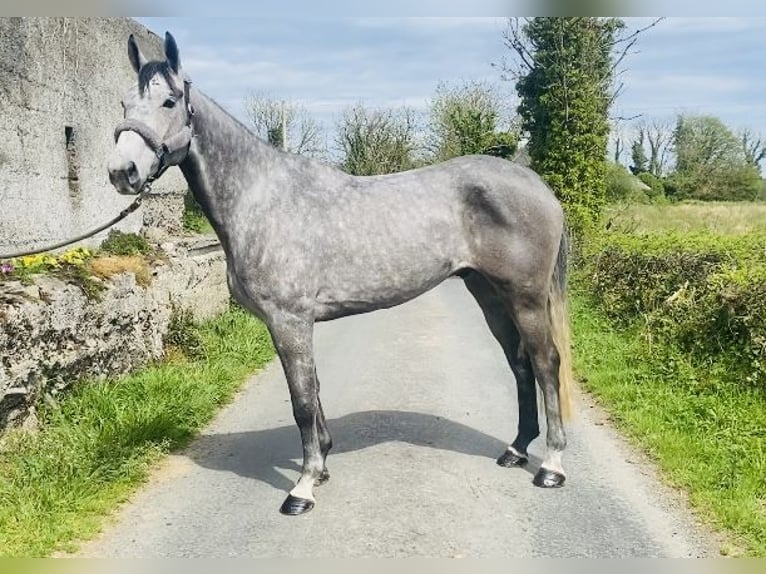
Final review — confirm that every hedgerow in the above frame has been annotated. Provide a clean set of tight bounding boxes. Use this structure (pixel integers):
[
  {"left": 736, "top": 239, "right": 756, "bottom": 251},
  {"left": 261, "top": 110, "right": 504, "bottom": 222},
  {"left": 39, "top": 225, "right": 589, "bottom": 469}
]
[{"left": 579, "top": 231, "right": 766, "bottom": 390}]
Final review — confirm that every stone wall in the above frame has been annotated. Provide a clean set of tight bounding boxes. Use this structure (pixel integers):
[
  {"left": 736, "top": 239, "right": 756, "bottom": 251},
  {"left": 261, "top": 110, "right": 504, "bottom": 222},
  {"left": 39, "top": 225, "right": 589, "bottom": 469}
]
[
  {"left": 0, "top": 17, "right": 186, "bottom": 254},
  {"left": 0, "top": 237, "right": 229, "bottom": 431}
]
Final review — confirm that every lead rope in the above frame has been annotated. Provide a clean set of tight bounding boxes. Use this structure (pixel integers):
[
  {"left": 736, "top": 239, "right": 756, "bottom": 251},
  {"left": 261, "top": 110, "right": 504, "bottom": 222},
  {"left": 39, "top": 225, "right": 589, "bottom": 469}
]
[{"left": 0, "top": 195, "right": 144, "bottom": 260}]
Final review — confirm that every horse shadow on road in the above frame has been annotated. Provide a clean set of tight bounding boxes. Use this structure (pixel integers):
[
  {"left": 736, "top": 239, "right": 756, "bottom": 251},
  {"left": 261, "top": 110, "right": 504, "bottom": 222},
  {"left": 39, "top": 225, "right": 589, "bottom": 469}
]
[{"left": 183, "top": 410, "right": 542, "bottom": 493}]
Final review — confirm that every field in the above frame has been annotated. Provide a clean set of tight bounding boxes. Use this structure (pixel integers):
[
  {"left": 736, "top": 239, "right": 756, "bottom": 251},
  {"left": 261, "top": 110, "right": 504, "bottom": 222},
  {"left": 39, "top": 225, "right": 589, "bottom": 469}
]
[{"left": 604, "top": 201, "right": 766, "bottom": 235}]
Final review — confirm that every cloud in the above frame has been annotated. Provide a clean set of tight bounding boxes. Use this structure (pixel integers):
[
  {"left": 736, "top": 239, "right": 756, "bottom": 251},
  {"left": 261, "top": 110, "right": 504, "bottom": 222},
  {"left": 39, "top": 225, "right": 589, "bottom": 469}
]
[
  {"left": 630, "top": 17, "right": 766, "bottom": 35},
  {"left": 627, "top": 72, "right": 751, "bottom": 95},
  {"left": 351, "top": 17, "right": 507, "bottom": 32}
]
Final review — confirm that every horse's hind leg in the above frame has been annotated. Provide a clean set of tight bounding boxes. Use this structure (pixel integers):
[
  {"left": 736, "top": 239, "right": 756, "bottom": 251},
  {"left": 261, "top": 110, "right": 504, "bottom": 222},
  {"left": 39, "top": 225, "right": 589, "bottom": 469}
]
[
  {"left": 463, "top": 271, "right": 540, "bottom": 466},
  {"left": 504, "top": 290, "right": 567, "bottom": 488}
]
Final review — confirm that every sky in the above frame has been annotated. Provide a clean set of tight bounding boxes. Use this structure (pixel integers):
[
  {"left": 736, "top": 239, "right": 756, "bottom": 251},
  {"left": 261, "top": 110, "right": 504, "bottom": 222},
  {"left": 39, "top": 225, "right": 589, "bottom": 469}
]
[{"left": 134, "top": 17, "right": 766, "bottom": 161}]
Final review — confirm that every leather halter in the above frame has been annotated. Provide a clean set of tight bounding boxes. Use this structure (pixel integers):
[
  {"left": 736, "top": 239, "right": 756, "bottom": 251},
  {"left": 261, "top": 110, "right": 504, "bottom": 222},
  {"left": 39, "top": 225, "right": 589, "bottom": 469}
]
[{"left": 113, "top": 75, "right": 195, "bottom": 191}]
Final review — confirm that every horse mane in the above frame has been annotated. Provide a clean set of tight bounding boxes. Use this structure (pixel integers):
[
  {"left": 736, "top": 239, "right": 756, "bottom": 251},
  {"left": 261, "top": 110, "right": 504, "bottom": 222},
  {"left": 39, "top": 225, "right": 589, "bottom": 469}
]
[{"left": 200, "top": 90, "right": 262, "bottom": 140}]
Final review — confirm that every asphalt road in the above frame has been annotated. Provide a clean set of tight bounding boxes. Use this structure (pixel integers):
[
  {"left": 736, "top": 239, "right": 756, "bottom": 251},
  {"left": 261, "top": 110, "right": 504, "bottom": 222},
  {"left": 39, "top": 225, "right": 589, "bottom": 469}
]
[{"left": 81, "top": 278, "right": 715, "bottom": 558}]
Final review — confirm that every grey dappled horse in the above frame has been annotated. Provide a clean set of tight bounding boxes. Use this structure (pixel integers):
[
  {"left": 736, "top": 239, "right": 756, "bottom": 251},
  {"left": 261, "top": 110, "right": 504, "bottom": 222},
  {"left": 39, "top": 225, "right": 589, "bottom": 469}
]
[{"left": 108, "top": 32, "right": 575, "bottom": 516}]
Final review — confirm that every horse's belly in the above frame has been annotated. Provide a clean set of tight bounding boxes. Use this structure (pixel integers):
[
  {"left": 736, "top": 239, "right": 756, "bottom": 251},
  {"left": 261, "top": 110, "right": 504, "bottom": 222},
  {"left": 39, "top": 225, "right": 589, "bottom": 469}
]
[{"left": 313, "top": 258, "right": 457, "bottom": 321}]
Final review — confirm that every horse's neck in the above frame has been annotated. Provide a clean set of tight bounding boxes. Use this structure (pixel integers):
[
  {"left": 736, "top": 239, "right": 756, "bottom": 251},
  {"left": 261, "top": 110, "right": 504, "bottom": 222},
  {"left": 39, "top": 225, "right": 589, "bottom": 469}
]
[{"left": 179, "top": 89, "right": 279, "bottom": 252}]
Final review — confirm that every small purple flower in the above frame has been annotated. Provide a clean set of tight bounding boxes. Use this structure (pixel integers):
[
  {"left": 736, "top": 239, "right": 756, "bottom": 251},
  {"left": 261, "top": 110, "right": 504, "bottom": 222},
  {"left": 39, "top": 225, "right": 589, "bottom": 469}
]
[{"left": 0, "top": 262, "right": 13, "bottom": 274}]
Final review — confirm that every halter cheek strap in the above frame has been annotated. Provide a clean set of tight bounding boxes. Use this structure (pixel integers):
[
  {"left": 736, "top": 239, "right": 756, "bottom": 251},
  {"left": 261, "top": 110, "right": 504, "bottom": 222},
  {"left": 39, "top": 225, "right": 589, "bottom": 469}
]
[{"left": 113, "top": 75, "right": 195, "bottom": 188}]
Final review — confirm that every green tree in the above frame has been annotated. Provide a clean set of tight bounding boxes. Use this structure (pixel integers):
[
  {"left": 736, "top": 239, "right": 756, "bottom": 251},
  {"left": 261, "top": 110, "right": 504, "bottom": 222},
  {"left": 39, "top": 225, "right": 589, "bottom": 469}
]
[
  {"left": 668, "top": 114, "right": 762, "bottom": 201},
  {"left": 740, "top": 128, "right": 766, "bottom": 169},
  {"left": 629, "top": 119, "right": 672, "bottom": 177},
  {"left": 502, "top": 17, "right": 658, "bottom": 235},
  {"left": 630, "top": 131, "right": 648, "bottom": 175},
  {"left": 427, "top": 80, "right": 518, "bottom": 162},
  {"left": 335, "top": 103, "right": 418, "bottom": 176}
]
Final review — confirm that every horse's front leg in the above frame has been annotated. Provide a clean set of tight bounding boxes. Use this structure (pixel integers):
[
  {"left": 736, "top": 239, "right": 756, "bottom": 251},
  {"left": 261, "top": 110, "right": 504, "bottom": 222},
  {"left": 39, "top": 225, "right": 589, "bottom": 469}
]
[{"left": 268, "top": 314, "right": 325, "bottom": 515}]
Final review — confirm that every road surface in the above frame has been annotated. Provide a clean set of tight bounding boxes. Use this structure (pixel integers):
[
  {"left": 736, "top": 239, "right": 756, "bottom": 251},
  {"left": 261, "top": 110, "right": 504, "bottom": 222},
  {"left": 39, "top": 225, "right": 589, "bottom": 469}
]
[{"left": 81, "top": 278, "right": 715, "bottom": 557}]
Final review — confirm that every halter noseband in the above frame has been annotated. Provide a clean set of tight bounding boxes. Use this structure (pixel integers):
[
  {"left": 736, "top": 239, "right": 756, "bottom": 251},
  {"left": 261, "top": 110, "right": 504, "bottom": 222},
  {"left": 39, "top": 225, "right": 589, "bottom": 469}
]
[{"left": 113, "top": 75, "right": 195, "bottom": 192}]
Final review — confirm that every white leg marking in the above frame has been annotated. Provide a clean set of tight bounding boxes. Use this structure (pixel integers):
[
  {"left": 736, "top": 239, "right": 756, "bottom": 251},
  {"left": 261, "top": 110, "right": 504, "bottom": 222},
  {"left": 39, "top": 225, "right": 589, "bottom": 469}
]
[
  {"left": 289, "top": 476, "right": 316, "bottom": 502},
  {"left": 507, "top": 445, "right": 528, "bottom": 459},
  {"left": 542, "top": 449, "right": 565, "bottom": 476}
]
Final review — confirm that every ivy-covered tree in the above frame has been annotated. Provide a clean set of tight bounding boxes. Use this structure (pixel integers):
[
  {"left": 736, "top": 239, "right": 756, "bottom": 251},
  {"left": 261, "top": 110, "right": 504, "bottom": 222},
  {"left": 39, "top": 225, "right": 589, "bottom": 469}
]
[{"left": 502, "top": 17, "right": 658, "bottom": 235}]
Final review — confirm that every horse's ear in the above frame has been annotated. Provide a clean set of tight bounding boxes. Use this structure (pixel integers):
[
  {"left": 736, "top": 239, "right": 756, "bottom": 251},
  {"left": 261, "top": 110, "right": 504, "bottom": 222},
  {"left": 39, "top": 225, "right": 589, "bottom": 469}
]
[
  {"left": 127, "top": 34, "right": 147, "bottom": 74},
  {"left": 164, "top": 31, "right": 180, "bottom": 73}
]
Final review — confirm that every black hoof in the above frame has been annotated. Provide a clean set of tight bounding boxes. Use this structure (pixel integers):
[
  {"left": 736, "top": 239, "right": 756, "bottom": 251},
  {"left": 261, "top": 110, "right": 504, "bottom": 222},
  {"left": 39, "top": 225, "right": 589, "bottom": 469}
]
[
  {"left": 533, "top": 468, "right": 566, "bottom": 488},
  {"left": 497, "top": 449, "right": 528, "bottom": 467},
  {"left": 279, "top": 495, "right": 315, "bottom": 515},
  {"left": 315, "top": 469, "right": 330, "bottom": 486}
]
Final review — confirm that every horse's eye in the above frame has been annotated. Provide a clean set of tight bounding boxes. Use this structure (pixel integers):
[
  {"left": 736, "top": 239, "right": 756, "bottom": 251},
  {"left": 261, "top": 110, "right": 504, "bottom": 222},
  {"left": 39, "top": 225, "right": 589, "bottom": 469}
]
[{"left": 163, "top": 97, "right": 177, "bottom": 109}]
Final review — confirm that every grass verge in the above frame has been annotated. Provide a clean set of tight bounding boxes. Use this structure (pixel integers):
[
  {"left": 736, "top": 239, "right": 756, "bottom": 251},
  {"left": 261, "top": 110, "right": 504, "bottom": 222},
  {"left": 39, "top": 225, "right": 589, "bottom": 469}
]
[
  {"left": 0, "top": 304, "right": 274, "bottom": 557},
  {"left": 570, "top": 290, "right": 766, "bottom": 557}
]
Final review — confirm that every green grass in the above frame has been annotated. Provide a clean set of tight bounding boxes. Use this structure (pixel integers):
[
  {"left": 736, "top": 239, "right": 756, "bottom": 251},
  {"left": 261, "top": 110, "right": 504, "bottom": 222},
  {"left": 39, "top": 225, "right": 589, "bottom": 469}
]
[
  {"left": 182, "top": 191, "right": 214, "bottom": 235},
  {"left": 571, "top": 290, "right": 766, "bottom": 557},
  {"left": 0, "top": 305, "right": 274, "bottom": 557},
  {"left": 99, "top": 230, "right": 152, "bottom": 257},
  {"left": 604, "top": 201, "right": 766, "bottom": 235}
]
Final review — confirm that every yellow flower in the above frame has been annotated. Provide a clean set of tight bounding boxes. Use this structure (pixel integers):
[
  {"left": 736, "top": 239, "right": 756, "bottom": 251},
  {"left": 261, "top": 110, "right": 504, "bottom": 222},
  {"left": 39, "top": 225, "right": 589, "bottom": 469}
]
[{"left": 20, "top": 254, "right": 45, "bottom": 268}]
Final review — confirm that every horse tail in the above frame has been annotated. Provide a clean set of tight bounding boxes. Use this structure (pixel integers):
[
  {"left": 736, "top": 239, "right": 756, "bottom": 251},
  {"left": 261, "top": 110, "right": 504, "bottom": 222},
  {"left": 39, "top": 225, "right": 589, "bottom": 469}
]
[{"left": 548, "top": 226, "right": 574, "bottom": 421}]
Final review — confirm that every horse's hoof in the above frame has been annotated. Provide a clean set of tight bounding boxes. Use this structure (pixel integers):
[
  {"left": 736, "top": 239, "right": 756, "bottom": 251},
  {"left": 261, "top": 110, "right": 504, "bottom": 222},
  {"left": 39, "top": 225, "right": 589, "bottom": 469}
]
[
  {"left": 279, "top": 495, "right": 315, "bottom": 515},
  {"left": 497, "top": 449, "right": 528, "bottom": 467},
  {"left": 532, "top": 468, "right": 566, "bottom": 488},
  {"left": 315, "top": 469, "right": 330, "bottom": 486}
]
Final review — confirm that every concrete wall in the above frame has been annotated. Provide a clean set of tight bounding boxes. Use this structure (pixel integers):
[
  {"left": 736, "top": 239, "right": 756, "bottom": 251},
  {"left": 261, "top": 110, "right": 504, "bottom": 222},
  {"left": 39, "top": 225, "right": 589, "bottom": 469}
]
[{"left": 0, "top": 17, "right": 186, "bottom": 254}]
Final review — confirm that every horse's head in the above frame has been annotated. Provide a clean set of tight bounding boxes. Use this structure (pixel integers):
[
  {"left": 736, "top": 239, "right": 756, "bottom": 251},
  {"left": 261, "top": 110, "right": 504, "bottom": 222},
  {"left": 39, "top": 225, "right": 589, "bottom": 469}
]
[{"left": 108, "top": 31, "right": 193, "bottom": 195}]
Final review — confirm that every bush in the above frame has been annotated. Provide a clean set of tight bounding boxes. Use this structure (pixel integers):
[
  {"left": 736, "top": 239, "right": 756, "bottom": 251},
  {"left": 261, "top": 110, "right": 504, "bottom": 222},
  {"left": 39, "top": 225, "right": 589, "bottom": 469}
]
[
  {"left": 335, "top": 103, "right": 417, "bottom": 176},
  {"left": 606, "top": 162, "right": 650, "bottom": 203},
  {"left": 163, "top": 306, "right": 205, "bottom": 361},
  {"left": 580, "top": 231, "right": 766, "bottom": 389},
  {"left": 637, "top": 172, "right": 665, "bottom": 200},
  {"left": 100, "top": 230, "right": 151, "bottom": 256},
  {"left": 427, "top": 80, "right": 518, "bottom": 162}
]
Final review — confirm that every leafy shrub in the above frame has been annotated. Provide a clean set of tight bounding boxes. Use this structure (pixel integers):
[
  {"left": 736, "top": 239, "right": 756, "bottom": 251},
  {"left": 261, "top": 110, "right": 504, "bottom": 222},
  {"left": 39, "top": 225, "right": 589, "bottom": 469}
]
[
  {"left": 637, "top": 172, "right": 665, "bottom": 200},
  {"left": 606, "top": 162, "right": 650, "bottom": 203},
  {"left": 580, "top": 231, "right": 766, "bottom": 389},
  {"left": 100, "top": 230, "right": 151, "bottom": 256},
  {"left": 428, "top": 80, "right": 518, "bottom": 162},
  {"left": 163, "top": 306, "right": 205, "bottom": 361}
]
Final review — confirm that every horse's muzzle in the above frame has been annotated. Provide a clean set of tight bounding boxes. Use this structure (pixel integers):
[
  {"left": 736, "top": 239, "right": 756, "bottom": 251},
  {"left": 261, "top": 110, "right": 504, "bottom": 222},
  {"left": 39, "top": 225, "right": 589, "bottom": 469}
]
[{"left": 108, "top": 160, "right": 142, "bottom": 195}]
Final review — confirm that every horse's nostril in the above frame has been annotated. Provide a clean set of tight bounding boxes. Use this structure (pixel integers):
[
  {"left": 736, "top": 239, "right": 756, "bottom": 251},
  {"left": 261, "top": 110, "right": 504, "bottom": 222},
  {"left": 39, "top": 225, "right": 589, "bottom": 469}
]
[{"left": 126, "top": 161, "right": 139, "bottom": 184}]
